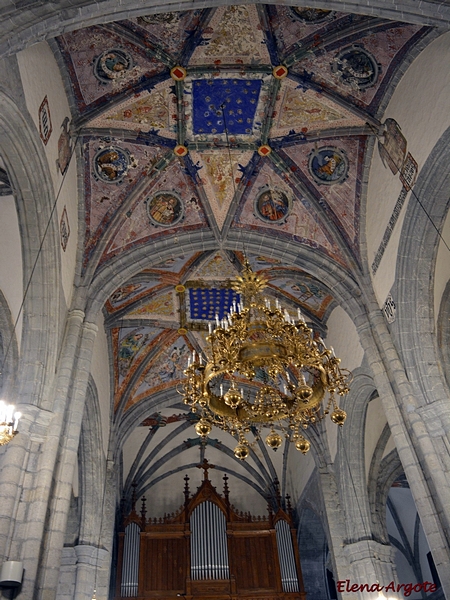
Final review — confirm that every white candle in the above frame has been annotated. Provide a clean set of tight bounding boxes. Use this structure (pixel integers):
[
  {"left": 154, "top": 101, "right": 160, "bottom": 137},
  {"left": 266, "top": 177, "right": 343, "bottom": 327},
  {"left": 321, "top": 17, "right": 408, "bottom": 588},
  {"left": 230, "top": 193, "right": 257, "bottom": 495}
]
[{"left": 13, "top": 412, "right": 21, "bottom": 431}]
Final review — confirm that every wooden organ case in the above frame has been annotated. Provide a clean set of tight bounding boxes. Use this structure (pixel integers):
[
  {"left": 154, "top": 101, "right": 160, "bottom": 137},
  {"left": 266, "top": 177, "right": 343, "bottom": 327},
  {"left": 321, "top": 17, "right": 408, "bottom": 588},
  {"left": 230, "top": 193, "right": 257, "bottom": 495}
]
[{"left": 116, "top": 461, "right": 306, "bottom": 600}]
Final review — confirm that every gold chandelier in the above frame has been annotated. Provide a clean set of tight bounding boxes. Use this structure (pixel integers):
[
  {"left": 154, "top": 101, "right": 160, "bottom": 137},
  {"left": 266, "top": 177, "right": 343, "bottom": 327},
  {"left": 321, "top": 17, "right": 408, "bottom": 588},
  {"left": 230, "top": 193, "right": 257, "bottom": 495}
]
[
  {"left": 0, "top": 401, "right": 21, "bottom": 446},
  {"left": 181, "top": 261, "right": 351, "bottom": 460}
]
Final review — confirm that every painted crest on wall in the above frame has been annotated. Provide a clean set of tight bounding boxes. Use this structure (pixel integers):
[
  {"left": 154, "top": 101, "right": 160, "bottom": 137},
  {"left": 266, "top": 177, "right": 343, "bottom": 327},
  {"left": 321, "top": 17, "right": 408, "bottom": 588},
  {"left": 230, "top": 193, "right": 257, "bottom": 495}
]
[
  {"left": 146, "top": 191, "right": 184, "bottom": 227},
  {"left": 378, "top": 118, "right": 407, "bottom": 175},
  {"left": 308, "top": 147, "right": 348, "bottom": 185},
  {"left": 38, "top": 96, "right": 52, "bottom": 145},
  {"left": 60, "top": 206, "right": 70, "bottom": 251},
  {"left": 56, "top": 117, "right": 72, "bottom": 175}
]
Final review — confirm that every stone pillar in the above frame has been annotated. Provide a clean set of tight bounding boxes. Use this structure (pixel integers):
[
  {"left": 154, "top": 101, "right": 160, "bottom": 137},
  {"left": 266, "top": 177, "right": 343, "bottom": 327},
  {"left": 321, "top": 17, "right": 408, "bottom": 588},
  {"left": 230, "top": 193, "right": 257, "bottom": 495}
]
[
  {"left": 34, "top": 317, "right": 98, "bottom": 600},
  {"left": 342, "top": 540, "right": 400, "bottom": 598},
  {"left": 74, "top": 545, "right": 109, "bottom": 600},
  {"left": 56, "top": 547, "right": 77, "bottom": 600},
  {"left": 0, "top": 310, "right": 89, "bottom": 600},
  {"left": 357, "top": 308, "right": 450, "bottom": 595},
  {"left": 317, "top": 468, "right": 355, "bottom": 599}
]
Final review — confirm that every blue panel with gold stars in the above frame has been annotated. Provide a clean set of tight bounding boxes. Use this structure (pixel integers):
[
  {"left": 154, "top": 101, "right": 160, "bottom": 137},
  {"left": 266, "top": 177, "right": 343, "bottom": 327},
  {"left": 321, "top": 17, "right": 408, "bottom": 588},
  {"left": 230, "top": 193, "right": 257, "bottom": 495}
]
[
  {"left": 192, "top": 79, "right": 262, "bottom": 135},
  {"left": 188, "top": 287, "right": 241, "bottom": 320}
]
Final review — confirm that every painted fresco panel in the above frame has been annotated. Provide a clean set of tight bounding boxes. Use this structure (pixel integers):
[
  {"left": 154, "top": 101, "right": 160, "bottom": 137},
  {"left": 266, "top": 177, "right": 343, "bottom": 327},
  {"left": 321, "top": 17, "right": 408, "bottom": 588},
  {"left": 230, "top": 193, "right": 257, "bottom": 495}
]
[{"left": 57, "top": 26, "right": 166, "bottom": 111}]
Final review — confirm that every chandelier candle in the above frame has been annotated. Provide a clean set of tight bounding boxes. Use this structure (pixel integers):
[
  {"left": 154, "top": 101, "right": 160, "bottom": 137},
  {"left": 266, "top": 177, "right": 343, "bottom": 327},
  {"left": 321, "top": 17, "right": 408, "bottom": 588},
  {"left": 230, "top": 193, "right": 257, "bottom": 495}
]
[{"left": 181, "top": 260, "right": 352, "bottom": 459}]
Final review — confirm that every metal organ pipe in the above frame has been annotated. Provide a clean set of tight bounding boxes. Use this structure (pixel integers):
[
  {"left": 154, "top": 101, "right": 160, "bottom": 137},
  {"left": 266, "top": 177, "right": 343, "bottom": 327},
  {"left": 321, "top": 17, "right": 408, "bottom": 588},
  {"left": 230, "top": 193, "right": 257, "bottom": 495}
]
[
  {"left": 275, "top": 519, "right": 299, "bottom": 592},
  {"left": 190, "top": 501, "right": 229, "bottom": 580},
  {"left": 121, "top": 522, "right": 140, "bottom": 597}
]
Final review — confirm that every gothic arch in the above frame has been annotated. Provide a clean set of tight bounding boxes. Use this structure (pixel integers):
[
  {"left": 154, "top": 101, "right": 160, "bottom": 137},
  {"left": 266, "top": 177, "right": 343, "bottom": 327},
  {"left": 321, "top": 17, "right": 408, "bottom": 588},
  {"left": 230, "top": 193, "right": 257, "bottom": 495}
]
[
  {"left": 0, "top": 0, "right": 449, "bottom": 61},
  {"left": 395, "top": 125, "right": 450, "bottom": 406},
  {"left": 0, "top": 90, "right": 61, "bottom": 412},
  {"left": 337, "top": 369, "right": 377, "bottom": 543},
  {"left": 437, "top": 278, "right": 450, "bottom": 390},
  {"left": 79, "top": 377, "right": 106, "bottom": 546},
  {"left": 0, "top": 287, "right": 19, "bottom": 398}
]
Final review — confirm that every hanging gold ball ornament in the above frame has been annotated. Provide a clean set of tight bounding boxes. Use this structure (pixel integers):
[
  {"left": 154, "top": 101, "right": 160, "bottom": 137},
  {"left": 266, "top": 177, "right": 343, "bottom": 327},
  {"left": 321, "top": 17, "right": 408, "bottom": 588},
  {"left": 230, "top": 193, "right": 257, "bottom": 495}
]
[
  {"left": 295, "top": 384, "right": 313, "bottom": 401},
  {"left": 195, "top": 418, "right": 212, "bottom": 438},
  {"left": 234, "top": 444, "right": 250, "bottom": 460},
  {"left": 266, "top": 430, "right": 283, "bottom": 450},
  {"left": 330, "top": 408, "right": 347, "bottom": 426},
  {"left": 295, "top": 436, "right": 311, "bottom": 454},
  {"left": 224, "top": 387, "right": 242, "bottom": 409}
]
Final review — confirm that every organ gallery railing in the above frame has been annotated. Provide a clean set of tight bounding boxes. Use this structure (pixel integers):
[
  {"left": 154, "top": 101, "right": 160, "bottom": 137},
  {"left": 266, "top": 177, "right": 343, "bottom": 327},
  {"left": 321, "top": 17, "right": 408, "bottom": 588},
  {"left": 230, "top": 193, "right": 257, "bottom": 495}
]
[{"left": 115, "top": 460, "right": 306, "bottom": 600}]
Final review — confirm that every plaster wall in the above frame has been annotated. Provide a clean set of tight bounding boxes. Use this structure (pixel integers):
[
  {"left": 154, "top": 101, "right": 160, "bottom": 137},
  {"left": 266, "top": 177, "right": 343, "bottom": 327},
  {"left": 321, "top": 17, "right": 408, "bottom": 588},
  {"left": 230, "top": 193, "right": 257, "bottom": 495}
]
[
  {"left": 434, "top": 208, "right": 450, "bottom": 325},
  {"left": 0, "top": 187, "right": 23, "bottom": 349},
  {"left": 364, "top": 396, "right": 388, "bottom": 483},
  {"left": 387, "top": 487, "right": 435, "bottom": 595},
  {"left": 367, "top": 31, "right": 450, "bottom": 306},
  {"left": 16, "top": 41, "right": 78, "bottom": 307},
  {"left": 324, "top": 305, "right": 364, "bottom": 461},
  {"left": 90, "top": 313, "right": 111, "bottom": 455},
  {"left": 287, "top": 450, "right": 315, "bottom": 506}
]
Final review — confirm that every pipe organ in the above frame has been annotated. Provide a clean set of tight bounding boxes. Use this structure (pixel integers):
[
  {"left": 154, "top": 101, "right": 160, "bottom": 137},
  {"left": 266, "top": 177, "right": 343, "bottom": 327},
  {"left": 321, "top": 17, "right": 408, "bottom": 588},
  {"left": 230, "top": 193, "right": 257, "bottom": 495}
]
[{"left": 116, "top": 461, "right": 306, "bottom": 600}]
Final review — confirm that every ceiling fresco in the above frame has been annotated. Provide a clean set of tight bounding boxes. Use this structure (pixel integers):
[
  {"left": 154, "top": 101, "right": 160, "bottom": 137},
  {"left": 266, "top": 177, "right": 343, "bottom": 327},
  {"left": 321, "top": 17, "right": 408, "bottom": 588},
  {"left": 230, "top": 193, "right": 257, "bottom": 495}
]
[{"left": 54, "top": 5, "right": 434, "bottom": 499}]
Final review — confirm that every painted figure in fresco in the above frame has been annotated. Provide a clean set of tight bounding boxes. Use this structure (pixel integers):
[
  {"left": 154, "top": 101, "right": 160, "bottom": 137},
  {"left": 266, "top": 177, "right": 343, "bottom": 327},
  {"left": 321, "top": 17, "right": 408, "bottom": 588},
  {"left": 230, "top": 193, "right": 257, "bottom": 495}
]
[
  {"left": 291, "top": 281, "right": 324, "bottom": 302},
  {"left": 96, "top": 49, "right": 132, "bottom": 81},
  {"left": 96, "top": 150, "right": 119, "bottom": 180},
  {"left": 110, "top": 283, "right": 142, "bottom": 305},
  {"left": 150, "top": 196, "right": 177, "bottom": 224},
  {"left": 309, "top": 147, "right": 348, "bottom": 185},
  {"left": 256, "top": 188, "right": 290, "bottom": 223},
  {"left": 147, "top": 192, "right": 183, "bottom": 227},
  {"left": 317, "top": 155, "right": 338, "bottom": 177},
  {"left": 332, "top": 47, "right": 378, "bottom": 90},
  {"left": 158, "top": 347, "right": 185, "bottom": 382},
  {"left": 291, "top": 7, "right": 333, "bottom": 22},
  {"left": 144, "top": 341, "right": 189, "bottom": 388},
  {"left": 94, "top": 146, "right": 132, "bottom": 183},
  {"left": 118, "top": 331, "right": 149, "bottom": 376}
]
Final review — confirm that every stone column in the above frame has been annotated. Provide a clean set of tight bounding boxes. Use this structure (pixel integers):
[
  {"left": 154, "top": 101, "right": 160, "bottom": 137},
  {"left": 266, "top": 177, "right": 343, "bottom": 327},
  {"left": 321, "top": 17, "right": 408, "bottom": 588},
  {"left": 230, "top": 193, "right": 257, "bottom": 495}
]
[
  {"left": 0, "top": 310, "right": 89, "bottom": 599},
  {"left": 56, "top": 547, "right": 77, "bottom": 600},
  {"left": 34, "top": 316, "right": 98, "bottom": 600},
  {"left": 357, "top": 307, "right": 450, "bottom": 595},
  {"left": 74, "top": 545, "right": 109, "bottom": 600},
  {"left": 343, "top": 540, "right": 400, "bottom": 598}
]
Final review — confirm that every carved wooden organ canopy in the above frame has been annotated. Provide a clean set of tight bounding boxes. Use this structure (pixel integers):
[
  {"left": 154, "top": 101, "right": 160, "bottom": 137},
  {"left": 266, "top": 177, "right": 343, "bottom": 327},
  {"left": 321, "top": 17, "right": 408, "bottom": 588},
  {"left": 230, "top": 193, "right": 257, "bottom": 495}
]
[{"left": 116, "top": 460, "right": 306, "bottom": 600}]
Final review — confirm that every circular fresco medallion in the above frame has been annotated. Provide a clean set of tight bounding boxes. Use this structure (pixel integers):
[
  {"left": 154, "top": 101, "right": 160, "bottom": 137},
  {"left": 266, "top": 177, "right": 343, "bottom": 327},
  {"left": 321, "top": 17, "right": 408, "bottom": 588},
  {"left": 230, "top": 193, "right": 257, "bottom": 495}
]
[
  {"left": 331, "top": 45, "right": 379, "bottom": 90},
  {"left": 308, "top": 147, "right": 348, "bottom": 185},
  {"left": 146, "top": 191, "right": 184, "bottom": 227},
  {"left": 94, "top": 48, "right": 133, "bottom": 83},
  {"left": 254, "top": 187, "right": 291, "bottom": 224},
  {"left": 290, "top": 7, "right": 335, "bottom": 22},
  {"left": 93, "top": 146, "right": 132, "bottom": 184}
]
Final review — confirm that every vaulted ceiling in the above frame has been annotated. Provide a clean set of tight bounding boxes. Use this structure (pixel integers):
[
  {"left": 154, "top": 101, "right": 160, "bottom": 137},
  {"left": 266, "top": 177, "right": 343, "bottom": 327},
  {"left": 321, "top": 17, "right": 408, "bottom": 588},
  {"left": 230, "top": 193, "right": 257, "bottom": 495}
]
[{"left": 54, "top": 5, "right": 433, "bottom": 512}]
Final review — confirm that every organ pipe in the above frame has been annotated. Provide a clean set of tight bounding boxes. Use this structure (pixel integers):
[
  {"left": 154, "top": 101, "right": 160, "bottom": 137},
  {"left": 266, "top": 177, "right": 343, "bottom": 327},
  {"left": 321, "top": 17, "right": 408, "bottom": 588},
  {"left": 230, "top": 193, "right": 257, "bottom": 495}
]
[
  {"left": 121, "top": 522, "right": 140, "bottom": 597},
  {"left": 275, "top": 519, "right": 299, "bottom": 592},
  {"left": 190, "top": 501, "right": 229, "bottom": 580}
]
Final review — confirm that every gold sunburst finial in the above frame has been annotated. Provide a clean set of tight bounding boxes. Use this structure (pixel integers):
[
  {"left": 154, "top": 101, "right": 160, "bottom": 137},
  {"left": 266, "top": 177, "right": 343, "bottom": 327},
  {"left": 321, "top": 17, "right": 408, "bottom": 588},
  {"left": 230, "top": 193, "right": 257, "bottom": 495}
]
[{"left": 232, "top": 259, "right": 268, "bottom": 298}]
